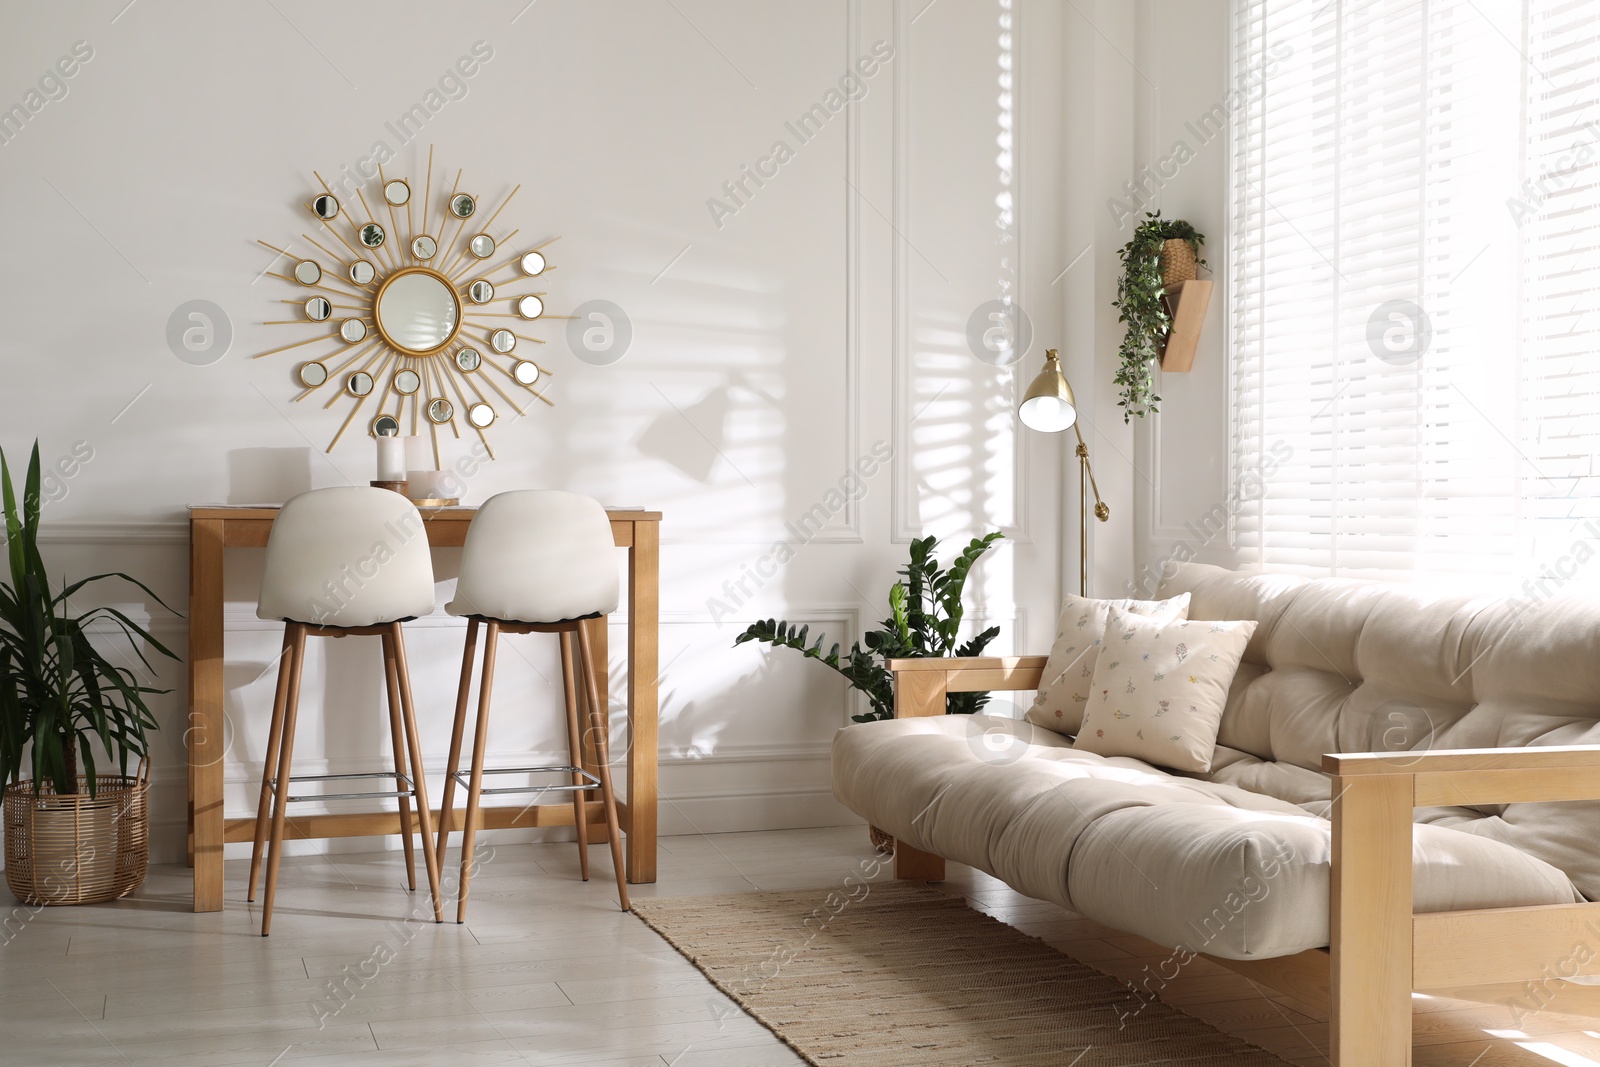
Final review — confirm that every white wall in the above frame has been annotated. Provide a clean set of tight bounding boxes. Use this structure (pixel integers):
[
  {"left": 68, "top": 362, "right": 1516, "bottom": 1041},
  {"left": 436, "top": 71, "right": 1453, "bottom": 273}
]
[
  {"left": 0, "top": 0, "right": 1093, "bottom": 862},
  {"left": 1126, "top": 0, "right": 1238, "bottom": 596}
]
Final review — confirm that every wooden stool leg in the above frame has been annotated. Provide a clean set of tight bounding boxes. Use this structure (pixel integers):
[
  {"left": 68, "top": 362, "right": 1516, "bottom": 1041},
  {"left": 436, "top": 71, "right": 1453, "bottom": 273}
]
[
  {"left": 457, "top": 622, "right": 500, "bottom": 923},
  {"left": 576, "top": 623, "right": 628, "bottom": 911},
  {"left": 382, "top": 638, "right": 417, "bottom": 892},
  {"left": 434, "top": 618, "right": 480, "bottom": 882},
  {"left": 389, "top": 624, "right": 444, "bottom": 924},
  {"left": 559, "top": 630, "right": 590, "bottom": 881},
  {"left": 262, "top": 623, "right": 308, "bottom": 936},
  {"left": 248, "top": 627, "right": 294, "bottom": 902}
]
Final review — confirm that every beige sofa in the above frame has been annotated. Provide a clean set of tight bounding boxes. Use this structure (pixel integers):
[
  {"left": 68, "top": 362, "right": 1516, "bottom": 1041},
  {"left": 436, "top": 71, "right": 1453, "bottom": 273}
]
[{"left": 832, "top": 563, "right": 1600, "bottom": 1064}]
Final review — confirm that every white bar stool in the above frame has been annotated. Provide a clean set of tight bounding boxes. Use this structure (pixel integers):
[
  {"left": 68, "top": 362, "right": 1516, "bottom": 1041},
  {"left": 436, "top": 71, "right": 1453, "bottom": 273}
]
[
  {"left": 434, "top": 490, "right": 629, "bottom": 920},
  {"left": 247, "top": 486, "right": 444, "bottom": 935}
]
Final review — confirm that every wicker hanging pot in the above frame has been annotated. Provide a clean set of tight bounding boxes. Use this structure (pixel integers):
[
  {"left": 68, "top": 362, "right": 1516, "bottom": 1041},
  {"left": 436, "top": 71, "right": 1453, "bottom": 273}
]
[
  {"left": 1159, "top": 238, "right": 1199, "bottom": 290},
  {"left": 4, "top": 760, "right": 150, "bottom": 906}
]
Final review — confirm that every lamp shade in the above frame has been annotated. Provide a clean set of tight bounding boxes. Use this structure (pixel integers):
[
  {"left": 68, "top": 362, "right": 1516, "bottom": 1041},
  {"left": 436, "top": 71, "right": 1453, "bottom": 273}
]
[{"left": 1018, "top": 349, "right": 1077, "bottom": 432}]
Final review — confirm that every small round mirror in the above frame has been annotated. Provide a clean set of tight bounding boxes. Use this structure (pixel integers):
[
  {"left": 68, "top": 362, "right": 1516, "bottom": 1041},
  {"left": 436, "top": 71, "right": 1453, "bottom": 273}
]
[
  {"left": 450, "top": 193, "right": 476, "bottom": 219},
  {"left": 347, "top": 371, "right": 374, "bottom": 397},
  {"left": 469, "top": 233, "right": 495, "bottom": 259},
  {"left": 383, "top": 180, "right": 410, "bottom": 206},
  {"left": 519, "top": 250, "right": 546, "bottom": 276},
  {"left": 359, "top": 223, "right": 385, "bottom": 248},
  {"left": 340, "top": 319, "right": 367, "bottom": 343},
  {"left": 411, "top": 235, "right": 437, "bottom": 260},
  {"left": 298, "top": 361, "right": 328, "bottom": 387},
  {"left": 490, "top": 329, "right": 516, "bottom": 353},
  {"left": 455, "top": 348, "right": 481, "bottom": 372},
  {"left": 350, "top": 260, "right": 376, "bottom": 285},
  {"left": 293, "top": 260, "right": 321, "bottom": 285},
  {"left": 305, "top": 296, "right": 332, "bottom": 321},
  {"left": 468, "top": 403, "right": 496, "bottom": 428},
  {"left": 312, "top": 194, "right": 339, "bottom": 220},
  {"left": 371, "top": 414, "right": 401, "bottom": 437},
  {"left": 515, "top": 295, "right": 544, "bottom": 319},
  {"left": 394, "top": 368, "right": 421, "bottom": 394},
  {"left": 468, "top": 280, "right": 494, "bottom": 304},
  {"left": 427, "top": 398, "right": 454, "bottom": 423},
  {"left": 375, "top": 268, "right": 462, "bottom": 353},
  {"left": 512, "top": 360, "right": 540, "bottom": 386}
]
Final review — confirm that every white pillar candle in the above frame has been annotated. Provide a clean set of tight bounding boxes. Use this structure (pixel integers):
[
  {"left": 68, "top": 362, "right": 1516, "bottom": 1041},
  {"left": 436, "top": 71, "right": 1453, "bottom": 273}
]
[
  {"left": 408, "top": 470, "right": 443, "bottom": 499},
  {"left": 375, "top": 436, "right": 406, "bottom": 482},
  {"left": 402, "top": 434, "right": 429, "bottom": 471}
]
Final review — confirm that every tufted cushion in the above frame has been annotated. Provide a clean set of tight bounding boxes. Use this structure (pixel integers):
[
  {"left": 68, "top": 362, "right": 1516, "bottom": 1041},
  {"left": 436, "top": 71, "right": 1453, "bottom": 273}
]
[
  {"left": 1159, "top": 563, "right": 1600, "bottom": 900},
  {"left": 832, "top": 715, "right": 1579, "bottom": 958}
]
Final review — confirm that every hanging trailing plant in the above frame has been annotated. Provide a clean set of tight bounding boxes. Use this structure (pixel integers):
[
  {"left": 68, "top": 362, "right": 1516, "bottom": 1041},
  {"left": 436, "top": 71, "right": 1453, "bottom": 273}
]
[{"left": 1112, "top": 211, "right": 1205, "bottom": 422}]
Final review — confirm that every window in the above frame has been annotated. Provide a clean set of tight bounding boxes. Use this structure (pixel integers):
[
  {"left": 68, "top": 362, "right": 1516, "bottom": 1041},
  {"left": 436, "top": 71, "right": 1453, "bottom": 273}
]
[{"left": 1230, "top": 0, "right": 1600, "bottom": 594}]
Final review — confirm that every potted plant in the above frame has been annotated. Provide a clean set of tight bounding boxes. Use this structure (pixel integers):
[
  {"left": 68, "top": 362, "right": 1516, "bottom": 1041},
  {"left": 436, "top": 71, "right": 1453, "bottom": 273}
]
[
  {"left": 735, "top": 533, "right": 1004, "bottom": 852},
  {"left": 1112, "top": 211, "right": 1206, "bottom": 421},
  {"left": 0, "top": 443, "right": 179, "bottom": 905}
]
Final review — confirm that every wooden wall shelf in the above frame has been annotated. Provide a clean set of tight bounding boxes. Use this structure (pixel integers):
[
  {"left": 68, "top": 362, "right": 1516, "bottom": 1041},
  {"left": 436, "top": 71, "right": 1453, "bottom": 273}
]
[{"left": 1159, "top": 279, "right": 1213, "bottom": 373}]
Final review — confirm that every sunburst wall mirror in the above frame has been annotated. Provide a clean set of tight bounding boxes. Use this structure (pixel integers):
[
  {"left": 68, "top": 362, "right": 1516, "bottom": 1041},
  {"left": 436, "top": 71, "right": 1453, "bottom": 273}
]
[{"left": 254, "top": 145, "right": 560, "bottom": 469}]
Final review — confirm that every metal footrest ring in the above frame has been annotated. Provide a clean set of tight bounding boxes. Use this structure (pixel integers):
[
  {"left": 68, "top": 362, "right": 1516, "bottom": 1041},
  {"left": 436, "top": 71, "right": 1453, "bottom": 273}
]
[
  {"left": 267, "top": 770, "right": 416, "bottom": 805},
  {"left": 450, "top": 764, "right": 601, "bottom": 797}
]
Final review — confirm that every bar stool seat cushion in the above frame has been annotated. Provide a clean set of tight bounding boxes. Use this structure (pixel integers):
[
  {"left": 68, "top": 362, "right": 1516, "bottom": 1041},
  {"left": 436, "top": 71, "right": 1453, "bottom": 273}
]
[
  {"left": 446, "top": 490, "right": 619, "bottom": 625},
  {"left": 257, "top": 487, "right": 436, "bottom": 628}
]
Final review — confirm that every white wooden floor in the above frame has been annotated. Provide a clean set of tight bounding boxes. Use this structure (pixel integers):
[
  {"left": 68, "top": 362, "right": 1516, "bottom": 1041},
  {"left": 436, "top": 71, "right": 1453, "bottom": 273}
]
[{"left": 4, "top": 826, "right": 1598, "bottom": 1066}]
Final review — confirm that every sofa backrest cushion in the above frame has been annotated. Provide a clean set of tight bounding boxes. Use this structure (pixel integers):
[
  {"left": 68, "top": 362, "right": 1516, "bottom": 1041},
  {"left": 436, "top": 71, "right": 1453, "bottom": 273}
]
[{"left": 1158, "top": 563, "right": 1600, "bottom": 898}]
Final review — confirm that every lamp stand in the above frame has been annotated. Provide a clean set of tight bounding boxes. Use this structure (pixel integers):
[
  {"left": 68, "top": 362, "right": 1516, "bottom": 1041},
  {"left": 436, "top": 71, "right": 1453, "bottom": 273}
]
[{"left": 1073, "top": 422, "right": 1109, "bottom": 597}]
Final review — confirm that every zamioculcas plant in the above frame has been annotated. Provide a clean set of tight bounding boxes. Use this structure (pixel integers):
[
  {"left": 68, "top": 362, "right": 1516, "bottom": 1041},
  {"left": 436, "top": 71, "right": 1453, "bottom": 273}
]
[
  {"left": 0, "top": 442, "right": 178, "bottom": 796},
  {"left": 1112, "top": 211, "right": 1205, "bottom": 421},
  {"left": 734, "top": 532, "right": 1004, "bottom": 722}
]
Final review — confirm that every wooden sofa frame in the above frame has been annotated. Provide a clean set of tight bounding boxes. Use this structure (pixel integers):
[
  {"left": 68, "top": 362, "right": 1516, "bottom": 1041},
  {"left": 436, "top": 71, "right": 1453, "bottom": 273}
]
[{"left": 886, "top": 655, "right": 1600, "bottom": 1066}]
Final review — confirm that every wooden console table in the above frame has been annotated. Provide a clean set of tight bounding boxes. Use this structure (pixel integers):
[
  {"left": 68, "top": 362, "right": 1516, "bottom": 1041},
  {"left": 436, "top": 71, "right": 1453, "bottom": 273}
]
[{"left": 185, "top": 504, "right": 661, "bottom": 913}]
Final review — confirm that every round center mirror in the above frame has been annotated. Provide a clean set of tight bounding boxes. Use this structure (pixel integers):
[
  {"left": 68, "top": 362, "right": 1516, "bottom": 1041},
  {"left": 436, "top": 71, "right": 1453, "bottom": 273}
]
[{"left": 374, "top": 268, "right": 462, "bottom": 354}]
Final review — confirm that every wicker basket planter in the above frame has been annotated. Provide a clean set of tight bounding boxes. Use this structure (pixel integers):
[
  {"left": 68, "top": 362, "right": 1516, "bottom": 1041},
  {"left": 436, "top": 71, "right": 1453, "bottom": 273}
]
[
  {"left": 1160, "top": 238, "right": 1199, "bottom": 290},
  {"left": 4, "top": 765, "right": 149, "bottom": 906}
]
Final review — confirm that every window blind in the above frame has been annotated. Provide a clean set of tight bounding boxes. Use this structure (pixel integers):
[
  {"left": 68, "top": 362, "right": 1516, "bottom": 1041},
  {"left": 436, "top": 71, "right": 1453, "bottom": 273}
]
[{"left": 1230, "top": 0, "right": 1600, "bottom": 593}]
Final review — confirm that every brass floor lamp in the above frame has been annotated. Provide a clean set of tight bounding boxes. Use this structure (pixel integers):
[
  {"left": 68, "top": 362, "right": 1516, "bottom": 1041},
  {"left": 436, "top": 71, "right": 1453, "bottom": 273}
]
[{"left": 1017, "top": 349, "right": 1109, "bottom": 597}]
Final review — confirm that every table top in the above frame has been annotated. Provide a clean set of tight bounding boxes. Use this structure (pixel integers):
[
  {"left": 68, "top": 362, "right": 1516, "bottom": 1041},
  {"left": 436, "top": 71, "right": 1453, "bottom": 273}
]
[{"left": 189, "top": 505, "right": 662, "bottom": 522}]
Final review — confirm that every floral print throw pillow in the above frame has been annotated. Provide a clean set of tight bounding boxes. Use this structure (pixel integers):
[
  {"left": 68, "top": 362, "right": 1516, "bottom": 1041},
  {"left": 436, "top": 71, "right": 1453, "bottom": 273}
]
[
  {"left": 1024, "top": 593, "right": 1191, "bottom": 737},
  {"left": 1071, "top": 606, "right": 1257, "bottom": 773}
]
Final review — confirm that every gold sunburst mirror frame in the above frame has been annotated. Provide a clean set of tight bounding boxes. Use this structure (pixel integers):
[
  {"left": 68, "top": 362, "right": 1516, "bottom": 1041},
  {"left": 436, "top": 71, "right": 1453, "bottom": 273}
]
[{"left": 253, "top": 145, "right": 562, "bottom": 469}]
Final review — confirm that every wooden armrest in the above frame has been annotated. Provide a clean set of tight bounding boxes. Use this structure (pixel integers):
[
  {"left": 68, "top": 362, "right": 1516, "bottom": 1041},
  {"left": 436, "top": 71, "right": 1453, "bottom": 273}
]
[
  {"left": 1324, "top": 745, "right": 1600, "bottom": 775},
  {"left": 1324, "top": 745, "right": 1600, "bottom": 806},
  {"left": 887, "top": 656, "right": 1048, "bottom": 674},
  {"left": 887, "top": 656, "right": 1048, "bottom": 717}
]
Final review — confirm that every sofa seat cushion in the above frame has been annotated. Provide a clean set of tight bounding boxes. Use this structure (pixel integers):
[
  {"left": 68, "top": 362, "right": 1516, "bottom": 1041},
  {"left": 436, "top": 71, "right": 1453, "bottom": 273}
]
[{"left": 833, "top": 716, "right": 1581, "bottom": 959}]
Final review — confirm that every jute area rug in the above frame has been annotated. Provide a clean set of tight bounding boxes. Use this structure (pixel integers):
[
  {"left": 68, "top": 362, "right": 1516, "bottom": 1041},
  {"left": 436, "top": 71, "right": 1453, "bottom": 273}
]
[{"left": 631, "top": 882, "right": 1292, "bottom": 1066}]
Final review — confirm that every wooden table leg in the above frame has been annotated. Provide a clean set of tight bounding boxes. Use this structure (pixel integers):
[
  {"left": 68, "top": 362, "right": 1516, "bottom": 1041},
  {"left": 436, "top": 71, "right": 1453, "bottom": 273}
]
[
  {"left": 626, "top": 520, "right": 658, "bottom": 884},
  {"left": 189, "top": 518, "right": 227, "bottom": 912}
]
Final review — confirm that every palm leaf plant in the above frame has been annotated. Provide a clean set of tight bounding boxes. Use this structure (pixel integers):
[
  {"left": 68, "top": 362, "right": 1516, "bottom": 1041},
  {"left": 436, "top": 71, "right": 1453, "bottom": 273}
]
[
  {"left": 734, "top": 532, "right": 1004, "bottom": 722},
  {"left": 1112, "top": 211, "right": 1205, "bottom": 421},
  {"left": 0, "top": 442, "right": 179, "bottom": 797}
]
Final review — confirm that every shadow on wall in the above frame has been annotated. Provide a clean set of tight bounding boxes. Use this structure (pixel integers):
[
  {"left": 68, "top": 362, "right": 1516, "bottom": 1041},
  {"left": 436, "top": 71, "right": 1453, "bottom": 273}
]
[
  {"left": 228, "top": 448, "right": 313, "bottom": 505},
  {"left": 636, "top": 375, "right": 779, "bottom": 484}
]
